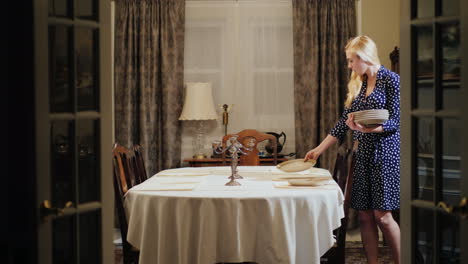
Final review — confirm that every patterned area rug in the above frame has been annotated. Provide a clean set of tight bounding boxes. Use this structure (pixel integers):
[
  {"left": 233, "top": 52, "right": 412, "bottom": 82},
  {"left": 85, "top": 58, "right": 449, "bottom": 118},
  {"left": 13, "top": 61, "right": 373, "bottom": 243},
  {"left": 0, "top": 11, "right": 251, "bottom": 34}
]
[
  {"left": 115, "top": 242, "right": 394, "bottom": 264},
  {"left": 345, "top": 241, "right": 393, "bottom": 264}
]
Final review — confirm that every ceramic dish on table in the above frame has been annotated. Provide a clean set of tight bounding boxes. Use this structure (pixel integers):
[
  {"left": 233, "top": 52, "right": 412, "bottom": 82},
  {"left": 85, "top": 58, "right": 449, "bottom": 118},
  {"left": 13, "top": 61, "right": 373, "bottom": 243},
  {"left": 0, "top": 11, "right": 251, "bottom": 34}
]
[{"left": 276, "top": 159, "right": 316, "bottom": 172}]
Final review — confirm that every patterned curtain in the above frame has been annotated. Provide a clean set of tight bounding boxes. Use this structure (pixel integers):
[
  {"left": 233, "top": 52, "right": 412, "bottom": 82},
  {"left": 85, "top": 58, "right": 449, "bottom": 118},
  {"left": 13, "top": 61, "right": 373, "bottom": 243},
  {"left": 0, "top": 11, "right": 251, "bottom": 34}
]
[
  {"left": 114, "top": 0, "right": 185, "bottom": 176},
  {"left": 292, "top": 0, "right": 356, "bottom": 171}
]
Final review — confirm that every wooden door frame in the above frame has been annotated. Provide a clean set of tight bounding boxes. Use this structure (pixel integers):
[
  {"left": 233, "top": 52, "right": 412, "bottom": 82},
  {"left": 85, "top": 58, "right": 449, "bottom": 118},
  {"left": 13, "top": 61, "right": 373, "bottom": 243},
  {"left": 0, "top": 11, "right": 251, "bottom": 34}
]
[
  {"left": 32, "top": 0, "right": 114, "bottom": 263},
  {"left": 400, "top": 0, "right": 412, "bottom": 262},
  {"left": 459, "top": 0, "right": 468, "bottom": 262},
  {"left": 99, "top": 0, "right": 114, "bottom": 262},
  {"left": 34, "top": 0, "right": 51, "bottom": 262},
  {"left": 401, "top": 0, "right": 468, "bottom": 263}
]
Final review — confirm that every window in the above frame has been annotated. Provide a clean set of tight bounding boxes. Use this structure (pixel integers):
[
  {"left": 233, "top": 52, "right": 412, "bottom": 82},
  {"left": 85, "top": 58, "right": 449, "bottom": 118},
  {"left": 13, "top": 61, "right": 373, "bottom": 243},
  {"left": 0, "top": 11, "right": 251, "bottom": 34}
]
[{"left": 184, "top": 0, "right": 294, "bottom": 157}]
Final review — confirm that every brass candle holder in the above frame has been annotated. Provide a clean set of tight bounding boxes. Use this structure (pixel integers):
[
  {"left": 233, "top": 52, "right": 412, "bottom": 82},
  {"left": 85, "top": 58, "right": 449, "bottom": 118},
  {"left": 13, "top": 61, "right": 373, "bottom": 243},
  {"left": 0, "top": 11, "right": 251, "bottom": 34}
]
[{"left": 219, "top": 104, "right": 233, "bottom": 136}]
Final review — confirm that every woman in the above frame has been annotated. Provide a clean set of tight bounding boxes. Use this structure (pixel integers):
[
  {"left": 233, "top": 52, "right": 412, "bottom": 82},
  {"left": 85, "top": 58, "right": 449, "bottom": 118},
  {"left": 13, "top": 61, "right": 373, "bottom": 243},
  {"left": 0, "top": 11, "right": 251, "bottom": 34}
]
[{"left": 304, "top": 35, "right": 400, "bottom": 264}]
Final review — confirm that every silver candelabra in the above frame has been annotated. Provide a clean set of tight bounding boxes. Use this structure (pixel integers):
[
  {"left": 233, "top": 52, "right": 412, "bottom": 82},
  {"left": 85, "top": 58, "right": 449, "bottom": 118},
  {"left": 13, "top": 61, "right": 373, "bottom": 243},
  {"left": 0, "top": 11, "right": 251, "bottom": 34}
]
[{"left": 213, "top": 135, "right": 255, "bottom": 186}]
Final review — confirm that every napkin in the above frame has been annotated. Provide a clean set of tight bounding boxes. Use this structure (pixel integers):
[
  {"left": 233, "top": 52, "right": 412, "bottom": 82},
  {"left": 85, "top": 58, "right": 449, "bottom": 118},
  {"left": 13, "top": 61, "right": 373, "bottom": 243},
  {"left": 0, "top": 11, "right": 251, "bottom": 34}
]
[
  {"left": 153, "top": 177, "right": 207, "bottom": 185},
  {"left": 273, "top": 181, "right": 337, "bottom": 189},
  {"left": 272, "top": 175, "right": 332, "bottom": 181},
  {"left": 156, "top": 172, "right": 210, "bottom": 177},
  {"left": 130, "top": 183, "right": 197, "bottom": 191}
]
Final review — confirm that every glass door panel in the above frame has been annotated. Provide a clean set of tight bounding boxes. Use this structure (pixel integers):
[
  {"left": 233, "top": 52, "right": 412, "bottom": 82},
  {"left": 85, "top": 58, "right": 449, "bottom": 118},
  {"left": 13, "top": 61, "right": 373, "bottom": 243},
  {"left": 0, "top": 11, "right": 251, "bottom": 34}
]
[
  {"left": 415, "top": 208, "right": 434, "bottom": 263},
  {"left": 76, "top": 0, "right": 98, "bottom": 21},
  {"left": 48, "top": 0, "right": 71, "bottom": 18},
  {"left": 53, "top": 215, "right": 77, "bottom": 264},
  {"left": 441, "top": 23, "right": 460, "bottom": 110},
  {"left": 441, "top": 118, "right": 461, "bottom": 205},
  {"left": 441, "top": 0, "right": 459, "bottom": 16},
  {"left": 76, "top": 28, "right": 99, "bottom": 111},
  {"left": 49, "top": 25, "right": 73, "bottom": 113},
  {"left": 415, "top": 26, "right": 434, "bottom": 109},
  {"left": 416, "top": 0, "right": 434, "bottom": 18},
  {"left": 439, "top": 212, "right": 460, "bottom": 263},
  {"left": 78, "top": 210, "right": 101, "bottom": 264},
  {"left": 51, "top": 120, "right": 75, "bottom": 207},
  {"left": 77, "top": 119, "right": 100, "bottom": 203},
  {"left": 416, "top": 117, "right": 435, "bottom": 201}
]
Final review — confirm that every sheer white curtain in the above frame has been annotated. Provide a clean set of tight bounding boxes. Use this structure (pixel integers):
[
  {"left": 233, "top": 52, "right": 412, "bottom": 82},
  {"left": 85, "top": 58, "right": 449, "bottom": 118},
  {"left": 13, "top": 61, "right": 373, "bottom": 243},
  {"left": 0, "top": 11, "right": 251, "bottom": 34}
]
[{"left": 182, "top": 0, "right": 294, "bottom": 160}]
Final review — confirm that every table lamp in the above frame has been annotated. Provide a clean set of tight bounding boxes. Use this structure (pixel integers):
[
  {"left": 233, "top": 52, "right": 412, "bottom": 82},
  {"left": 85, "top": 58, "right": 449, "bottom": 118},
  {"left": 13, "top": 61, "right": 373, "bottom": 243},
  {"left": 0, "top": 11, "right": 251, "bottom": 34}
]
[{"left": 179, "top": 82, "right": 218, "bottom": 159}]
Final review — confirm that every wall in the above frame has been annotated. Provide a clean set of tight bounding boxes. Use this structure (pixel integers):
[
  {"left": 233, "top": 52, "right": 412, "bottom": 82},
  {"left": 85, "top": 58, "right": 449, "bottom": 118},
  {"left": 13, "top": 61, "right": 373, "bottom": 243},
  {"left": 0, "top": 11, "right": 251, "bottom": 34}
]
[
  {"left": 110, "top": 1, "right": 402, "bottom": 166},
  {"left": 359, "top": 0, "right": 400, "bottom": 69},
  {"left": 181, "top": 1, "right": 296, "bottom": 164}
]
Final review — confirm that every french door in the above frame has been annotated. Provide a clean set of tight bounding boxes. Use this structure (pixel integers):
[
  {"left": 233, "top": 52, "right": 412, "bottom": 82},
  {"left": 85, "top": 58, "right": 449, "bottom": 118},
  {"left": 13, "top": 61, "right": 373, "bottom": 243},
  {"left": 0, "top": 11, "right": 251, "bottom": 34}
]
[
  {"left": 401, "top": 0, "right": 468, "bottom": 263},
  {"left": 34, "top": 0, "right": 113, "bottom": 263}
]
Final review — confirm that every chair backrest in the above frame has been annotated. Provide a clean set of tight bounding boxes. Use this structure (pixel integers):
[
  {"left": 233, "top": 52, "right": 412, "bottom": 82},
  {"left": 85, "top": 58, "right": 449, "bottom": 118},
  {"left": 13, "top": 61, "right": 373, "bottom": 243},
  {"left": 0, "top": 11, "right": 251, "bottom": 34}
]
[
  {"left": 389, "top": 47, "right": 401, "bottom": 229},
  {"left": 112, "top": 143, "right": 135, "bottom": 194},
  {"left": 323, "top": 145, "right": 357, "bottom": 263},
  {"left": 112, "top": 143, "right": 140, "bottom": 264},
  {"left": 133, "top": 144, "right": 148, "bottom": 184},
  {"left": 221, "top": 129, "right": 277, "bottom": 166},
  {"left": 390, "top": 46, "right": 400, "bottom": 74}
]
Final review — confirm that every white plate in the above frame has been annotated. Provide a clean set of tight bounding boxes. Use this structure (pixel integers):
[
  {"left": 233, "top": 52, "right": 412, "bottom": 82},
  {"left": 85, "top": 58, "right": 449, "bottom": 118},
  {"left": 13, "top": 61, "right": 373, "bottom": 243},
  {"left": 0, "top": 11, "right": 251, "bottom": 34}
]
[
  {"left": 276, "top": 159, "right": 316, "bottom": 172},
  {"left": 355, "top": 118, "right": 388, "bottom": 125},
  {"left": 352, "top": 109, "right": 388, "bottom": 115}
]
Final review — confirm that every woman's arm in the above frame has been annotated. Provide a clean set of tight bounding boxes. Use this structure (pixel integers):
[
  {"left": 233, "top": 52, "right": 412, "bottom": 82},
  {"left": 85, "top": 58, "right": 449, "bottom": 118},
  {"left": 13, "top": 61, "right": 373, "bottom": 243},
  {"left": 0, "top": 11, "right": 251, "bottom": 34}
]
[
  {"left": 346, "top": 73, "right": 400, "bottom": 134},
  {"left": 304, "top": 134, "right": 338, "bottom": 161},
  {"left": 346, "top": 113, "right": 384, "bottom": 133},
  {"left": 382, "top": 73, "right": 400, "bottom": 132},
  {"left": 304, "top": 107, "right": 353, "bottom": 161}
]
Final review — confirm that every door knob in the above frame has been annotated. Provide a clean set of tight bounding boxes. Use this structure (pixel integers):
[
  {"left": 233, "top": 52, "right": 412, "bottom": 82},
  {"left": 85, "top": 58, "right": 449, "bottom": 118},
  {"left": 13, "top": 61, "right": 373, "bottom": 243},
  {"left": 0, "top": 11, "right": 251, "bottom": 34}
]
[
  {"left": 437, "top": 197, "right": 467, "bottom": 218},
  {"left": 40, "top": 200, "right": 74, "bottom": 221}
]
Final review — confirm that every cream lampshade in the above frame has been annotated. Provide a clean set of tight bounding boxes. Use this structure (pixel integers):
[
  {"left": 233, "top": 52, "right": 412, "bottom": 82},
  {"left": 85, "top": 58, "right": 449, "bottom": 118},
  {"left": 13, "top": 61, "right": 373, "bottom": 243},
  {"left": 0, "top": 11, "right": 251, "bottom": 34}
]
[
  {"left": 179, "top": 82, "right": 217, "bottom": 158},
  {"left": 179, "top": 82, "right": 217, "bottom": 120}
]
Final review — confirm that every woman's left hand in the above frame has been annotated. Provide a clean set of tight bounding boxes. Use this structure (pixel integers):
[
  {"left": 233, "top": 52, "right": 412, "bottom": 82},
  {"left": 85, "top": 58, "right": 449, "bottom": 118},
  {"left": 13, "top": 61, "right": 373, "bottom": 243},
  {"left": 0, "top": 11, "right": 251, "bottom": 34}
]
[{"left": 346, "top": 113, "right": 369, "bottom": 133}]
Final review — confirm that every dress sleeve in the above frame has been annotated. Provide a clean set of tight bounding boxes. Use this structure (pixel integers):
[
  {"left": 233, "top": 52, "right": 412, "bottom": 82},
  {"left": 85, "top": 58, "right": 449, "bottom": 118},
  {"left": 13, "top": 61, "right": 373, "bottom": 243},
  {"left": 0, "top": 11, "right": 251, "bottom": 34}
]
[
  {"left": 330, "top": 107, "right": 353, "bottom": 141},
  {"left": 382, "top": 72, "right": 400, "bottom": 133}
]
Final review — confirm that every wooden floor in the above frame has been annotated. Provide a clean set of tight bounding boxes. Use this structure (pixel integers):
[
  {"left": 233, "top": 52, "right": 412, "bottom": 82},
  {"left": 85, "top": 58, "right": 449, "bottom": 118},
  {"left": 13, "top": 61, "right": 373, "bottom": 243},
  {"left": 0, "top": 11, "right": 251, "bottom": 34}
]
[{"left": 343, "top": 241, "right": 393, "bottom": 264}]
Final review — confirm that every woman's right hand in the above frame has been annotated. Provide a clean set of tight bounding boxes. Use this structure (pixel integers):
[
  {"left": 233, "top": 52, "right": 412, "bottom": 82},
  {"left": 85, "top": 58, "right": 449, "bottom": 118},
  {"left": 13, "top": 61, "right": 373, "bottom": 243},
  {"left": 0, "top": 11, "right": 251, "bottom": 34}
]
[{"left": 304, "top": 148, "right": 321, "bottom": 162}]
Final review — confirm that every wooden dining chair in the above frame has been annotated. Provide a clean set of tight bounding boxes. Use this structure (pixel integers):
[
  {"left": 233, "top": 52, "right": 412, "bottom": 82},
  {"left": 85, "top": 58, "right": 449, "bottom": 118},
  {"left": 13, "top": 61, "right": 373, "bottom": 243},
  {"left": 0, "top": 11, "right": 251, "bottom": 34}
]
[
  {"left": 390, "top": 46, "right": 400, "bottom": 74},
  {"left": 113, "top": 143, "right": 140, "bottom": 189},
  {"left": 386, "top": 47, "right": 401, "bottom": 246},
  {"left": 133, "top": 144, "right": 148, "bottom": 184},
  {"left": 390, "top": 46, "right": 400, "bottom": 227},
  {"left": 221, "top": 129, "right": 277, "bottom": 166},
  {"left": 320, "top": 145, "right": 357, "bottom": 264},
  {"left": 113, "top": 143, "right": 140, "bottom": 264}
]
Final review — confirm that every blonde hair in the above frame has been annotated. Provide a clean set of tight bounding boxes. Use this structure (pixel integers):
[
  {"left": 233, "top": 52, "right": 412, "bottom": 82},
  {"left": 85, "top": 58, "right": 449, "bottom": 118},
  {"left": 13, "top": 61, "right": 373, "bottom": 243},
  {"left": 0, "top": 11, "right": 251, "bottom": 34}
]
[{"left": 344, "top": 35, "right": 381, "bottom": 108}]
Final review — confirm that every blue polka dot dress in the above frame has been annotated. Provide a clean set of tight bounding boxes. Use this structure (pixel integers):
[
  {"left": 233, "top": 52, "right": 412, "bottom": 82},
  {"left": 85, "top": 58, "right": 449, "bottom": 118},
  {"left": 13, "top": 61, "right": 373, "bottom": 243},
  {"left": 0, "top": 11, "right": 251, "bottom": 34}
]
[{"left": 330, "top": 65, "right": 400, "bottom": 211}]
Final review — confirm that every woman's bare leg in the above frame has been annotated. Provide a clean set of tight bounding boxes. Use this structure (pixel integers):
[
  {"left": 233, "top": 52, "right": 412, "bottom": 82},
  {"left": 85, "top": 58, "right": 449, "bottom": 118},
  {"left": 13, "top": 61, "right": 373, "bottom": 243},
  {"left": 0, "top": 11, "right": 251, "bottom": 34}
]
[
  {"left": 374, "top": 210, "right": 401, "bottom": 264},
  {"left": 359, "top": 210, "right": 379, "bottom": 264}
]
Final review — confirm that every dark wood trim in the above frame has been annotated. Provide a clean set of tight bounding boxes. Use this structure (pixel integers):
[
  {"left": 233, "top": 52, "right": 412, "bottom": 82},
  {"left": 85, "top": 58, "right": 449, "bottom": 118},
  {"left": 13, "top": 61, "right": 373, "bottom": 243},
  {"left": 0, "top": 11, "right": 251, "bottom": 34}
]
[
  {"left": 6, "top": 1, "right": 38, "bottom": 263},
  {"left": 400, "top": 0, "right": 413, "bottom": 262},
  {"left": 410, "top": 16, "right": 459, "bottom": 26},
  {"left": 460, "top": 0, "right": 468, "bottom": 261}
]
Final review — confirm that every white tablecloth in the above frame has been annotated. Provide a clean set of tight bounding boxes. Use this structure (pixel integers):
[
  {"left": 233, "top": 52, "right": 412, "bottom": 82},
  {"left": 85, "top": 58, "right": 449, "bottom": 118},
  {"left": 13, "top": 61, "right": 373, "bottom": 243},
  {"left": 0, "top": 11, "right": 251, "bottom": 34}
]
[{"left": 124, "top": 166, "right": 344, "bottom": 264}]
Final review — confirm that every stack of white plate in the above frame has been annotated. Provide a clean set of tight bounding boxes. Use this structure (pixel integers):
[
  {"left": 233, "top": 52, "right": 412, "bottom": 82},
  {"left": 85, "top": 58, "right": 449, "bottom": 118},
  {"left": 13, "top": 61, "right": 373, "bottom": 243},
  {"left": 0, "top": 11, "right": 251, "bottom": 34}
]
[{"left": 352, "top": 109, "right": 389, "bottom": 126}]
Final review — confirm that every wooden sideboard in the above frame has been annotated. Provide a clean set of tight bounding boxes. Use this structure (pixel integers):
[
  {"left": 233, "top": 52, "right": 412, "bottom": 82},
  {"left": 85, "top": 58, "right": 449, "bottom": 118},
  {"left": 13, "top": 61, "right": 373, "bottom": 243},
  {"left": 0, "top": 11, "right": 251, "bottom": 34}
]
[{"left": 183, "top": 157, "right": 289, "bottom": 167}]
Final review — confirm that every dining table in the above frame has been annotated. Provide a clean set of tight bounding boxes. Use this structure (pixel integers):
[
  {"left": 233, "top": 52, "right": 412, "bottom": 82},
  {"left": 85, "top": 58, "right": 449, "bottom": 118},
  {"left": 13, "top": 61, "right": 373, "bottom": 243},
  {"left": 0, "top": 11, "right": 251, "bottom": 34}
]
[{"left": 124, "top": 166, "right": 344, "bottom": 264}]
